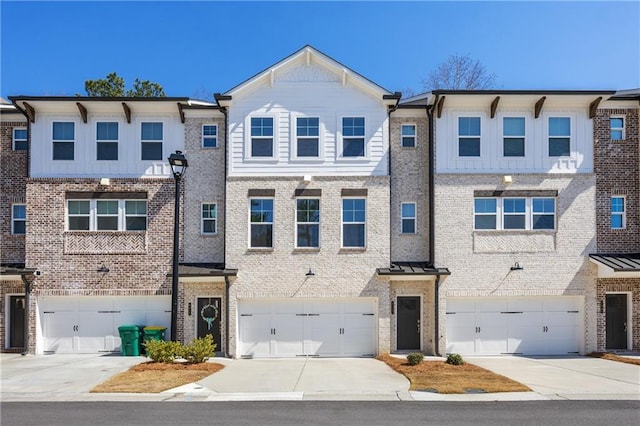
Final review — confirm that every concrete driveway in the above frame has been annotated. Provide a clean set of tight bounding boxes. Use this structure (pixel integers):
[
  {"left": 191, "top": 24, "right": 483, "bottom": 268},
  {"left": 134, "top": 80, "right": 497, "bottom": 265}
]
[{"left": 467, "top": 356, "right": 640, "bottom": 400}]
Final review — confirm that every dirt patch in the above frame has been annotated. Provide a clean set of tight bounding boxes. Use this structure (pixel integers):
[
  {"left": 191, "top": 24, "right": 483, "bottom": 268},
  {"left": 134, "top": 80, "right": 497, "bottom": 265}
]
[
  {"left": 587, "top": 352, "right": 640, "bottom": 366},
  {"left": 91, "top": 361, "right": 224, "bottom": 393},
  {"left": 378, "top": 354, "right": 530, "bottom": 394}
]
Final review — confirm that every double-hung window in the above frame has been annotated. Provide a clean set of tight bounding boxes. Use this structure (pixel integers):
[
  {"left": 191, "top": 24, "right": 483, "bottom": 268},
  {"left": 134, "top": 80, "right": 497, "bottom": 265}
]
[
  {"left": 53, "top": 122, "right": 75, "bottom": 160},
  {"left": 342, "top": 198, "right": 365, "bottom": 247},
  {"left": 250, "top": 117, "right": 274, "bottom": 157},
  {"left": 67, "top": 200, "right": 147, "bottom": 231},
  {"left": 610, "top": 117, "right": 624, "bottom": 140},
  {"left": 296, "top": 199, "right": 320, "bottom": 247},
  {"left": 611, "top": 196, "right": 626, "bottom": 229},
  {"left": 474, "top": 197, "right": 556, "bottom": 231},
  {"left": 11, "top": 204, "right": 26, "bottom": 235},
  {"left": 201, "top": 203, "right": 217, "bottom": 234},
  {"left": 548, "top": 117, "right": 570, "bottom": 157},
  {"left": 503, "top": 198, "right": 526, "bottom": 230},
  {"left": 97, "top": 122, "right": 118, "bottom": 160},
  {"left": 532, "top": 198, "right": 555, "bottom": 230},
  {"left": 97, "top": 201, "right": 119, "bottom": 230},
  {"left": 125, "top": 201, "right": 147, "bottom": 231},
  {"left": 296, "top": 117, "right": 319, "bottom": 157},
  {"left": 401, "top": 202, "right": 416, "bottom": 234},
  {"left": 68, "top": 200, "right": 91, "bottom": 230},
  {"left": 401, "top": 124, "right": 416, "bottom": 148},
  {"left": 474, "top": 198, "right": 497, "bottom": 230},
  {"left": 141, "top": 122, "right": 163, "bottom": 160},
  {"left": 202, "top": 124, "right": 217, "bottom": 148},
  {"left": 503, "top": 117, "right": 525, "bottom": 157},
  {"left": 250, "top": 199, "right": 273, "bottom": 248},
  {"left": 342, "top": 117, "right": 365, "bottom": 157},
  {"left": 458, "top": 117, "right": 480, "bottom": 157},
  {"left": 13, "top": 128, "right": 27, "bottom": 151}
]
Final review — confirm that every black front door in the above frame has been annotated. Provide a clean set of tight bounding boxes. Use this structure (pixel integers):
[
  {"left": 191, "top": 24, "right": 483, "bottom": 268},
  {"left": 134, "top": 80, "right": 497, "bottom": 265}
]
[
  {"left": 606, "top": 294, "right": 628, "bottom": 350},
  {"left": 197, "top": 297, "right": 222, "bottom": 350},
  {"left": 397, "top": 296, "right": 421, "bottom": 350},
  {"left": 9, "top": 295, "right": 25, "bottom": 348}
]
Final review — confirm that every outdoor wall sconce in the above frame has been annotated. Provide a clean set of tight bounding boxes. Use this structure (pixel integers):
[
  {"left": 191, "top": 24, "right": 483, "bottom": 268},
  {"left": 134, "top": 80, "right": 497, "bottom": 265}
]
[
  {"left": 305, "top": 268, "right": 315, "bottom": 277},
  {"left": 97, "top": 263, "right": 110, "bottom": 273},
  {"left": 99, "top": 178, "right": 110, "bottom": 186},
  {"left": 391, "top": 300, "right": 395, "bottom": 315},
  {"left": 303, "top": 175, "right": 312, "bottom": 183},
  {"left": 502, "top": 175, "right": 513, "bottom": 185},
  {"left": 188, "top": 302, "right": 192, "bottom": 316},
  {"left": 510, "top": 262, "right": 523, "bottom": 271}
]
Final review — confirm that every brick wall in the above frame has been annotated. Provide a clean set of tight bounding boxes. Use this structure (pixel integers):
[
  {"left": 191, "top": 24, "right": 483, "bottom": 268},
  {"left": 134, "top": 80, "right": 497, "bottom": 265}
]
[
  {"left": 596, "top": 278, "right": 640, "bottom": 351},
  {"left": 594, "top": 108, "right": 640, "bottom": 252}
]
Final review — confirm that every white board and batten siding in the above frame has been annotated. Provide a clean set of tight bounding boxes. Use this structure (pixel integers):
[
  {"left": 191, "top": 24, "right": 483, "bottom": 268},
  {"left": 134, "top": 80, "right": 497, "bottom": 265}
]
[
  {"left": 30, "top": 114, "right": 185, "bottom": 178},
  {"left": 228, "top": 64, "right": 390, "bottom": 177}
]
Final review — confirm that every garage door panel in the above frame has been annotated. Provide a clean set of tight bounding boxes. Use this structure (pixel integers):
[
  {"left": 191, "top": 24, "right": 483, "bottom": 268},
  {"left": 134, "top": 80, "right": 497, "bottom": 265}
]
[
  {"left": 446, "top": 312, "right": 476, "bottom": 354},
  {"left": 476, "top": 313, "right": 507, "bottom": 354},
  {"left": 342, "top": 313, "right": 376, "bottom": 356},
  {"left": 273, "top": 314, "right": 304, "bottom": 356},
  {"left": 544, "top": 297, "right": 580, "bottom": 312},
  {"left": 77, "top": 297, "right": 113, "bottom": 312},
  {"left": 239, "top": 313, "right": 272, "bottom": 357},
  {"left": 508, "top": 298, "right": 543, "bottom": 312},
  {"left": 446, "top": 299, "right": 476, "bottom": 313},
  {"left": 77, "top": 311, "right": 114, "bottom": 352},
  {"left": 306, "top": 314, "right": 340, "bottom": 355},
  {"left": 545, "top": 311, "right": 580, "bottom": 326},
  {"left": 43, "top": 311, "right": 76, "bottom": 353},
  {"left": 477, "top": 300, "right": 507, "bottom": 312}
]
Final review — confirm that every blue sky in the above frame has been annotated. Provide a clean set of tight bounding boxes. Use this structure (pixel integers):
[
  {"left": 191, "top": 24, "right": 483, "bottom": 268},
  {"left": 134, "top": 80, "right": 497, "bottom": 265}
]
[{"left": 2, "top": 1, "right": 639, "bottom": 99}]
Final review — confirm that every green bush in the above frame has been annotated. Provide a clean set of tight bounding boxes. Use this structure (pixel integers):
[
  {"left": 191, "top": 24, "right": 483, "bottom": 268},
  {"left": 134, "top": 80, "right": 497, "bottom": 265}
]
[
  {"left": 183, "top": 334, "right": 217, "bottom": 364},
  {"left": 406, "top": 352, "right": 424, "bottom": 366},
  {"left": 144, "top": 339, "right": 184, "bottom": 363},
  {"left": 446, "top": 353, "right": 465, "bottom": 365}
]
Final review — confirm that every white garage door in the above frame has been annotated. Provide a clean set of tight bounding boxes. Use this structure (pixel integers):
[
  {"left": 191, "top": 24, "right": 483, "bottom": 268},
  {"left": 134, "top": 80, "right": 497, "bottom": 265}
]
[
  {"left": 238, "top": 298, "right": 377, "bottom": 358},
  {"left": 40, "top": 296, "right": 170, "bottom": 354},
  {"left": 446, "top": 296, "right": 582, "bottom": 355}
]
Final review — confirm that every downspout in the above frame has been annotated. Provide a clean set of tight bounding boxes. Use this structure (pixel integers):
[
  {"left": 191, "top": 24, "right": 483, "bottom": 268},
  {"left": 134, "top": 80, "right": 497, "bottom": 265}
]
[
  {"left": 427, "top": 94, "right": 440, "bottom": 356},
  {"left": 433, "top": 275, "right": 441, "bottom": 356},
  {"left": 20, "top": 274, "right": 31, "bottom": 355},
  {"left": 387, "top": 97, "right": 399, "bottom": 265},
  {"left": 224, "top": 275, "right": 230, "bottom": 358}
]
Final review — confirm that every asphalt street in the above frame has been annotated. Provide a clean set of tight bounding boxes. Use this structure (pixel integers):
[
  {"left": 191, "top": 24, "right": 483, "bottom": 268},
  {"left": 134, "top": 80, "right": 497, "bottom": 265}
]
[{"left": 2, "top": 401, "right": 639, "bottom": 426}]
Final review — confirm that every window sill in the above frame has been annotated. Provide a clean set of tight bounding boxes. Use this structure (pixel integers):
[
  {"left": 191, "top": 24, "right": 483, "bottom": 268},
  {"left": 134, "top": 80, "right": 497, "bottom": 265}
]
[
  {"left": 201, "top": 232, "right": 219, "bottom": 237},
  {"left": 335, "top": 157, "right": 370, "bottom": 162},
  {"left": 339, "top": 247, "right": 367, "bottom": 253},
  {"left": 246, "top": 247, "right": 274, "bottom": 252},
  {"left": 243, "top": 158, "right": 279, "bottom": 163},
  {"left": 293, "top": 247, "right": 321, "bottom": 252},
  {"left": 201, "top": 146, "right": 219, "bottom": 150}
]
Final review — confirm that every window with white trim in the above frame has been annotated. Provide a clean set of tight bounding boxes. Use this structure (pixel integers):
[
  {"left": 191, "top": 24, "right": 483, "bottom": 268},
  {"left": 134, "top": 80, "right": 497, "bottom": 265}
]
[
  {"left": 503, "top": 117, "right": 525, "bottom": 157},
  {"left": 250, "top": 117, "right": 274, "bottom": 157},
  {"left": 342, "top": 198, "right": 365, "bottom": 247},
  {"left": 202, "top": 124, "right": 217, "bottom": 148},
  {"left": 401, "top": 124, "right": 416, "bottom": 148},
  {"left": 548, "top": 117, "right": 570, "bottom": 157},
  {"left": 250, "top": 198, "right": 273, "bottom": 248},
  {"left": 11, "top": 204, "right": 26, "bottom": 235},
  {"left": 296, "top": 198, "right": 319, "bottom": 247},
  {"left": 67, "top": 200, "right": 147, "bottom": 231},
  {"left": 611, "top": 196, "right": 626, "bottom": 229},
  {"left": 141, "top": 122, "right": 163, "bottom": 160},
  {"left": 474, "top": 197, "right": 555, "bottom": 231},
  {"left": 401, "top": 202, "right": 416, "bottom": 234},
  {"left": 201, "top": 203, "right": 217, "bottom": 234},
  {"left": 458, "top": 117, "right": 480, "bottom": 157},
  {"left": 610, "top": 117, "right": 625, "bottom": 140},
  {"left": 296, "top": 117, "right": 319, "bottom": 157},
  {"left": 13, "top": 128, "right": 27, "bottom": 151},
  {"left": 342, "top": 117, "right": 365, "bottom": 157},
  {"left": 97, "top": 122, "right": 118, "bottom": 161},
  {"left": 53, "top": 122, "right": 75, "bottom": 160}
]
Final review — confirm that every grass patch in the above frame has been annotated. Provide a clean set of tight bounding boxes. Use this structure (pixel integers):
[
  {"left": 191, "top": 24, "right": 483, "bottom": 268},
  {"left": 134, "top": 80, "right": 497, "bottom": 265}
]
[
  {"left": 378, "top": 354, "right": 530, "bottom": 394},
  {"left": 587, "top": 352, "right": 640, "bottom": 366},
  {"left": 90, "top": 361, "right": 224, "bottom": 393}
]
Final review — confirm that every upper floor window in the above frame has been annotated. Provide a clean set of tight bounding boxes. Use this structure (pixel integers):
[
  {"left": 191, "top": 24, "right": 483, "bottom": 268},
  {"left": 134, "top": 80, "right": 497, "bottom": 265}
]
[
  {"left": 202, "top": 124, "right": 218, "bottom": 148},
  {"left": 13, "top": 128, "right": 27, "bottom": 151},
  {"left": 250, "top": 117, "right": 274, "bottom": 157},
  {"left": 342, "top": 117, "right": 365, "bottom": 157},
  {"left": 474, "top": 198, "right": 497, "bottom": 230},
  {"left": 52, "top": 122, "right": 75, "bottom": 160},
  {"left": 611, "top": 196, "right": 626, "bottom": 229},
  {"left": 97, "top": 122, "right": 118, "bottom": 161},
  {"left": 141, "top": 122, "right": 163, "bottom": 161},
  {"left": 548, "top": 117, "right": 570, "bottom": 157},
  {"left": 342, "top": 198, "right": 366, "bottom": 248},
  {"left": 458, "top": 117, "right": 480, "bottom": 157},
  {"left": 296, "top": 198, "right": 320, "bottom": 248},
  {"left": 532, "top": 198, "right": 555, "bottom": 230},
  {"left": 503, "top": 198, "right": 526, "bottom": 229},
  {"left": 474, "top": 197, "right": 555, "bottom": 231},
  {"left": 11, "top": 204, "right": 26, "bottom": 235},
  {"left": 610, "top": 117, "right": 625, "bottom": 140},
  {"left": 201, "top": 203, "right": 217, "bottom": 234},
  {"left": 249, "top": 198, "right": 273, "bottom": 248},
  {"left": 401, "top": 124, "right": 416, "bottom": 148},
  {"left": 67, "top": 199, "right": 147, "bottom": 231},
  {"left": 296, "top": 117, "right": 319, "bottom": 157},
  {"left": 503, "top": 117, "right": 525, "bottom": 157},
  {"left": 401, "top": 202, "right": 416, "bottom": 234}
]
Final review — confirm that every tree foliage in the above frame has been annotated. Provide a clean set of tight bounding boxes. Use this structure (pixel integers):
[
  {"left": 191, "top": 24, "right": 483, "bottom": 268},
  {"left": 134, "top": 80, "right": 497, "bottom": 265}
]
[
  {"left": 422, "top": 54, "right": 497, "bottom": 90},
  {"left": 84, "top": 72, "right": 165, "bottom": 97}
]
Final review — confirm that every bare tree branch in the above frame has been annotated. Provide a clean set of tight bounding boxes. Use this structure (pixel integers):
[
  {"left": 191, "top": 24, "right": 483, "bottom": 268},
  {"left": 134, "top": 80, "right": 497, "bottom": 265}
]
[{"left": 422, "top": 54, "right": 497, "bottom": 90}]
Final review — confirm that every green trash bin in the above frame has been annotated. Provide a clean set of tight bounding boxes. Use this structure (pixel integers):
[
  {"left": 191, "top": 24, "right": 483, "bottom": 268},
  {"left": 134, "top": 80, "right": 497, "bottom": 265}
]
[
  {"left": 143, "top": 326, "right": 167, "bottom": 345},
  {"left": 118, "top": 325, "right": 141, "bottom": 356}
]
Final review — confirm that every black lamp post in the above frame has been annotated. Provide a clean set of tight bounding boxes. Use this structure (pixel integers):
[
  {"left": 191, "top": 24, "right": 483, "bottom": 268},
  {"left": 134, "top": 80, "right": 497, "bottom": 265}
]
[{"left": 168, "top": 150, "right": 188, "bottom": 342}]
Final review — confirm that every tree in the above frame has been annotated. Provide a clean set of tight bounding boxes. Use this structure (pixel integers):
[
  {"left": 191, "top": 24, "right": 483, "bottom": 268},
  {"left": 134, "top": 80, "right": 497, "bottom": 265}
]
[
  {"left": 422, "top": 54, "right": 497, "bottom": 90},
  {"left": 83, "top": 72, "right": 165, "bottom": 97}
]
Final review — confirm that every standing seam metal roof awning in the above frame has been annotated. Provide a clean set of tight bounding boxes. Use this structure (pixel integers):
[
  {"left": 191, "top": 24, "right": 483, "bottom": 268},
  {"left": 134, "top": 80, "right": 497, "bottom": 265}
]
[
  {"left": 167, "top": 263, "right": 238, "bottom": 278},
  {"left": 376, "top": 262, "right": 450, "bottom": 280},
  {"left": 589, "top": 253, "right": 640, "bottom": 278}
]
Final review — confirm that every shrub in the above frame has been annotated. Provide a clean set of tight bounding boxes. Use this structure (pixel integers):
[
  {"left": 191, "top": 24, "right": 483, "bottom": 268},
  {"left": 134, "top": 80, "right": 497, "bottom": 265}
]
[
  {"left": 446, "top": 353, "right": 465, "bottom": 365},
  {"left": 406, "top": 352, "right": 424, "bottom": 366},
  {"left": 144, "top": 339, "right": 184, "bottom": 363},
  {"left": 183, "top": 334, "right": 217, "bottom": 364}
]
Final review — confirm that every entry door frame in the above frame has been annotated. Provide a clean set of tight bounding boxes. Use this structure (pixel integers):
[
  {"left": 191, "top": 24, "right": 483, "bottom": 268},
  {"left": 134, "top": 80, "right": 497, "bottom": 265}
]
[
  {"left": 195, "top": 296, "right": 223, "bottom": 352},
  {"left": 5, "top": 293, "right": 25, "bottom": 349},
  {"left": 606, "top": 291, "right": 632, "bottom": 350},
  {"left": 396, "top": 295, "right": 422, "bottom": 351}
]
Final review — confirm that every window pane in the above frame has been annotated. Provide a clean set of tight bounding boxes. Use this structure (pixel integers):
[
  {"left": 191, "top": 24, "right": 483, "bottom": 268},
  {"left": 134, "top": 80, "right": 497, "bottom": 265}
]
[
  {"left": 549, "top": 138, "right": 570, "bottom": 156},
  {"left": 203, "top": 219, "right": 216, "bottom": 233},
  {"left": 402, "top": 219, "right": 415, "bottom": 234},
  {"left": 97, "top": 122, "right": 118, "bottom": 140},
  {"left": 401, "top": 125, "right": 416, "bottom": 136},
  {"left": 532, "top": 214, "right": 554, "bottom": 230},
  {"left": 53, "top": 142, "right": 74, "bottom": 160},
  {"left": 141, "top": 123, "right": 163, "bottom": 140},
  {"left": 458, "top": 117, "right": 480, "bottom": 136},
  {"left": 504, "top": 215, "right": 526, "bottom": 229},
  {"left": 297, "top": 138, "right": 319, "bottom": 157},
  {"left": 611, "top": 130, "right": 623, "bottom": 140},
  {"left": 504, "top": 138, "right": 525, "bottom": 157},
  {"left": 251, "top": 224, "right": 272, "bottom": 247},
  {"left": 97, "top": 200, "right": 118, "bottom": 214},
  {"left": 251, "top": 199, "right": 273, "bottom": 223},
  {"left": 53, "top": 122, "right": 74, "bottom": 140},
  {"left": 343, "top": 138, "right": 364, "bottom": 157},
  {"left": 549, "top": 117, "right": 570, "bottom": 136},
  {"left": 402, "top": 203, "right": 415, "bottom": 217},
  {"left": 475, "top": 215, "right": 496, "bottom": 230},
  {"left": 611, "top": 197, "right": 624, "bottom": 213},
  {"left": 141, "top": 142, "right": 163, "bottom": 160},
  {"left": 69, "top": 217, "right": 89, "bottom": 231},
  {"left": 297, "top": 224, "right": 319, "bottom": 247},
  {"left": 13, "top": 205, "right": 26, "bottom": 219},
  {"left": 504, "top": 198, "right": 526, "bottom": 213},
  {"left": 203, "top": 125, "right": 217, "bottom": 136},
  {"left": 402, "top": 136, "right": 415, "bottom": 148},
  {"left": 13, "top": 221, "right": 26, "bottom": 234},
  {"left": 459, "top": 138, "right": 480, "bottom": 156},
  {"left": 503, "top": 117, "right": 525, "bottom": 136},
  {"left": 251, "top": 139, "right": 273, "bottom": 157},
  {"left": 251, "top": 118, "right": 273, "bottom": 137},
  {"left": 533, "top": 198, "right": 555, "bottom": 213},
  {"left": 297, "top": 117, "right": 319, "bottom": 137},
  {"left": 401, "top": 125, "right": 416, "bottom": 147},
  {"left": 126, "top": 201, "right": 147, "bottom": 215},
  {"left": 474, "top": 198, "right": 496, "bottom": 213},
  {"left": 14, "top": 129, "right": 27, "bottom": 140},
  {"left": 97, "top": 142, "right": 118, "bottom": 160},
  {"left": 610, "top": 118, "right": 623, "bottom": 128},
  {"left": 343, "top": 117, "right": 365, "bottom": 137},
  {"left": 68, "top": 201, "right": 90, "bottom": 214},
  {"left": 343, "top": 224, "right": 365, "bottom": 247},
  {"left": 97, "top": 216, "right": 118, "bottom": 230},
  {"left": 14, "top": 140, "right": 27, "bottom": 151},
  {"left": 202, "top": 204, "right": 217, "bottom": 219},
  {"left": 611, "top": 215, "right": 623, "bottom": 229},
  {"left": 126, "top": 217, "right": 147, "bottom": 231}
]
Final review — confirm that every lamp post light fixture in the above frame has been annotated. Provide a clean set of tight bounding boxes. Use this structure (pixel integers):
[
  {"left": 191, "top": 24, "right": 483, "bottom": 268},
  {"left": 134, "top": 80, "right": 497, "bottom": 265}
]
[{"left": 168, "top": 150, "right": 188, "bottom": 342}]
